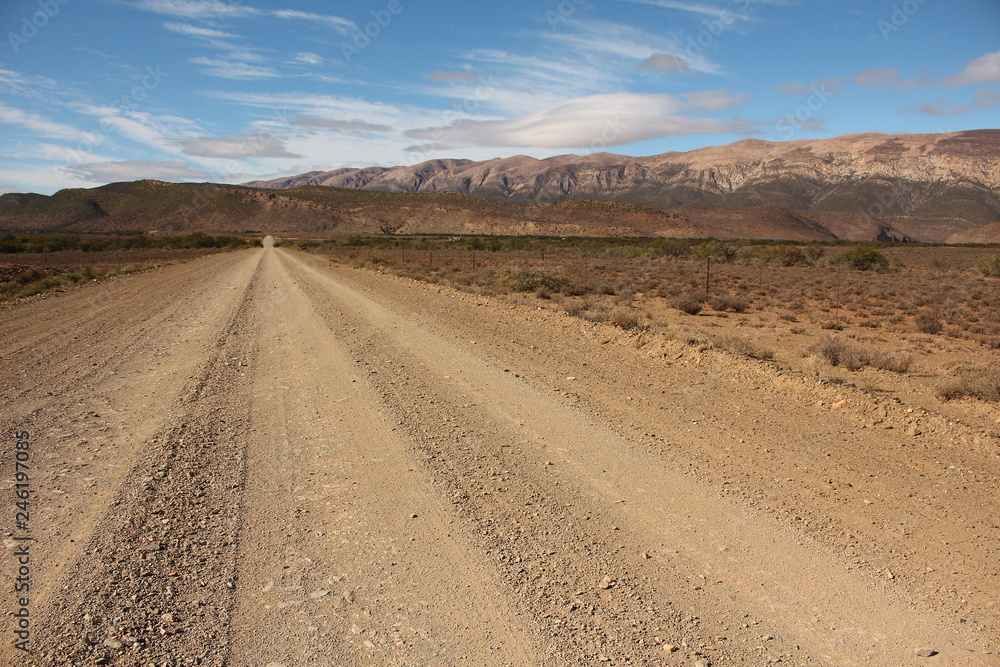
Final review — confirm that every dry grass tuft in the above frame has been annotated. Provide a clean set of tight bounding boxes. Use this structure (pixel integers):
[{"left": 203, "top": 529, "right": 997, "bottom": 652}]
[
  {"left": 938, "top": 366, "right": 1000, "bottom": 402},
  {"left": 813, "top": 336, "right": 912, "bottom": 373}
]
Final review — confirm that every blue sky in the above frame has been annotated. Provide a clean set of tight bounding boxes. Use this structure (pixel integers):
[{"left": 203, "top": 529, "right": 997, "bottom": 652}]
[{"left": 0, "top": 0, "right": 998, "bottom": 194}]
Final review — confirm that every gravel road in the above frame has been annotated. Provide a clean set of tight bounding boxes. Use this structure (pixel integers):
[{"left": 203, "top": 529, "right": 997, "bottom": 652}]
[{"left": 1, "top": 239, "right": 995, "bottom": 666}]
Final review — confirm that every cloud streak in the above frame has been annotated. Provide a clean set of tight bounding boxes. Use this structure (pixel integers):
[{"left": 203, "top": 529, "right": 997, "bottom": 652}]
[{"left": 405, "top": 92, "right": 736, "bottom": 149}]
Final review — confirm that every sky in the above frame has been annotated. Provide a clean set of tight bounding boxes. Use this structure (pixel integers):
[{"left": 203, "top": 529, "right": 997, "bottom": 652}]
[{"left": 0, "top": 0, "right": 998, "bottom": 195}]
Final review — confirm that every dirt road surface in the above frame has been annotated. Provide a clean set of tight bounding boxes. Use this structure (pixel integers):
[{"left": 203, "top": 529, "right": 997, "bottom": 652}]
[{"left": 1, "top": 240, "right": 996, "bottom": 666}]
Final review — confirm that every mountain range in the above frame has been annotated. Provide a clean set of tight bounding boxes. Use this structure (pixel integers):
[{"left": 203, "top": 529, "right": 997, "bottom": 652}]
[
  {"left": 1, "top": 130, "right": 997, "bottom": 243},
  {"left": 246, "top": 130, "right": 1000, "bottom": 243}
]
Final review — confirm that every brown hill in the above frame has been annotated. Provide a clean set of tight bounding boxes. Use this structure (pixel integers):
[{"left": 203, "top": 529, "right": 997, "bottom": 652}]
[{"left": 246, "top": 130, "right": 1000, "bottom": 243}]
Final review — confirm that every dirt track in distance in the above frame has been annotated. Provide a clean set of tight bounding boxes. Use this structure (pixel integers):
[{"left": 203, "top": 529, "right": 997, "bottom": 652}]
[{"left": 1, "top": 239, "right": 996, "bottom": 666}]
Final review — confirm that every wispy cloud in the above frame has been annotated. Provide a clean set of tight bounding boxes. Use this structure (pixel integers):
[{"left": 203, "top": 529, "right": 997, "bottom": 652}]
[
  {"left": 406, "top": 92, "right": 735, "bottom": 149},
  {"left": 942, "top": 50, "right": 1000, "bottom": 87},
  {"left": 904, "top": 88, "right": 1000, "bottom": 117},
  {"left": 291, "top": 117, "right": 393, "bottom": 133},
  {"left": 0, "top": 103, "right": 98, "bottom": 143},
  {"left": 853, "top": 67, "right": 927, "bottom": 89},
  {"left": 188, "top": 57, "right": 278, "bottom": 80},
  {"left": 617, "top": 0, "right": 749, "bottom": 21},
  {"left": 181, "top": 135, "right": 303, "bottom": 158},
  {"left": 129, "top": 0, "right": 259, "bottom": 19},
  {"left": 271, "top": 10, "right": 356, "bottom": 34},
  {"left": 639, "top": 53, "right": 689, "bottom": 73},
  {"left": 68, "top": 159, "right": 214, "bottom": 182},
  {"left": 430, "top": 71, "right": 479, "bottom": 82}
]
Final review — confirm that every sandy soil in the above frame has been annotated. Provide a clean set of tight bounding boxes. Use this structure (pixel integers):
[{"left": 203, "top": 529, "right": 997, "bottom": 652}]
[{"left": 1, "top": 239, "right": 996, "bottom": 666}]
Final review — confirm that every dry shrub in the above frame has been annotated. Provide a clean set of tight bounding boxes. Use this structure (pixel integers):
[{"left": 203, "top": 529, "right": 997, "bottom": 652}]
[
  {"left": 938, "top": 366, "right": 1000, "bottom": 402},
  {"left": 915, "top": 312, "right": 942, "bottom": 334},
  {"left": 710, "top": 294, "right": 749, "bottom": 313},
  {"left": 673, "top": 294, "right": 704, "bottom": 315},
  {"left": 497, "top": 268, "right": 571, "bottom": 293},
  {"left": 813, "top": 336, "right": 912, "bottom": 373},
  {"left": 714, "top": 334, "right": 774, "bottom": 360},
  {"left": 610, "top": 308, "right": 644, "bottom": 331}
]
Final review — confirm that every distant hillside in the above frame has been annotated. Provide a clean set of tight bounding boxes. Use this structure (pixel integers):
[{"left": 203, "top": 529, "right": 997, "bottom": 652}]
[
  {"left": 0, "top": 181, "right": 699, "bottom": 238},
  {"left": 0, "top": 192, "right": 48, "bottom": 213},
  {"left": 246, "top": 130, "right": 1000, "bottom": 243}
]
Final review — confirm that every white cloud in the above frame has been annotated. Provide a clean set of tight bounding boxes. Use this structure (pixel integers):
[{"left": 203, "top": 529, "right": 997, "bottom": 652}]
[
  {"left": 129, "top": 0, "right": 259, "bottom": 19},
  {"left": 853, "top": 68, "right": 927, "bottom": 89},
  {"left": 0, "top": 103, "right": 98, "bottom": 143},
  {"left": 188, "top": 57, "right": 278, "bottom": 79},
  {"left": 271, "top": 9, "right": 356, "bottom": 33},
  {"left": 289, "top": 52, "right": 324, "bottom": 66},
  {"left": 67, "top": 159, "right": 214, "bottom": 183},
  {"left": 942, "top": 50, "right": 1000, "bottom": 87},
  {"left": 181, "top": 136, "right": 303, "bottom": 158},
  {"left": 617, "top": 0, "right": 748, "bottom": 21},
  {"left": 639, "top": 53, "right": 689, "bottom": 73},
  {"left": 681, "top": 89, "right": 750, "bottom": 111},
  {"left": 162, "top": 21, "right": 239, "bottom": 40},
  {"left": 430, "top": 71, "right": 479, "bottom": 82},
  {"left": 406, "top": 93, "right": 733, "bottom": 149},
  {"left": 904, "top": 88, "right": 1000, "bottom": 117},
  {"left": 291, "top": 116, "right": 393, "bottom": 133}
]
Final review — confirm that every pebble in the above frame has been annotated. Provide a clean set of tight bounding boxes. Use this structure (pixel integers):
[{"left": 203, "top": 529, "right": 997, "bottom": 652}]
[
  {"left": 695, "top": 659, "right": 711, "bottom": 667},
  {"left": 103, "top": 638, "right": 123, "bottom": 649},
  {"left": 831, "top": 400, "right": 847, "bottom": 410},
  {"left": 309, "top": 589, "right": 330, "bottom": 599},
  {"left": 343, "top": 589, "right": 355, "bottom": 603},
  {"left": 908, "top": 426, "right": 922, "bottom": 437},
  {"left": 663, "top": 644, "right": 679, "bottom": 653},
  {"left": 915, "top": 648, "right": 938, "bottom": 657}
]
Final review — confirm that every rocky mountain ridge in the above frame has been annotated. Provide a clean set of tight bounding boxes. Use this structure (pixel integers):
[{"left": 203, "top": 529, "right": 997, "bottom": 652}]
[{"left": 246, "top": 130, "right": 1000, "bottom": 243}]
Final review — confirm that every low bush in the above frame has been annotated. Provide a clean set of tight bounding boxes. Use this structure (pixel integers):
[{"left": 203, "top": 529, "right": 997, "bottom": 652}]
[
  {"left": 975, "top": 256, "right": 1000, "bottom": 278},
  {"left": 610, "top": 308, "right": 644, "bottom": 331},
  {"left": 813, "top": 336, "right": 912, "bottom": 373},
  {"left": 710, "top": 294, "right": 750, "bottom": 313},
  {"left": 840, "top": 245, "right": 889, "bottom": 271},
  {"left": 496, "top": 268, "right": 571, "bottom": 293},
  {"left": 672, "top": 294, "right": 704, "bottom": 315},
  {"left": 938, "top": 367, "right": 1000, "bottom": 402},
  {"left": 714, "top": 334, "right": 775, "bottom": 360},
  {"left": 914, "top": 312, "right": 942, "bottom": 334}
]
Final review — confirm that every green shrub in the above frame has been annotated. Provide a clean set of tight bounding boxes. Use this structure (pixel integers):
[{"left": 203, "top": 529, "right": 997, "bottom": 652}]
[
  {"left": 975, "top": 256, "right": 1000, "bottom": 278},
  {"left": 840, "top": 245, "right": 889, "bottom": 271},
  {"left": 497, "top": 268, "right": 571, "bottom": 293}
]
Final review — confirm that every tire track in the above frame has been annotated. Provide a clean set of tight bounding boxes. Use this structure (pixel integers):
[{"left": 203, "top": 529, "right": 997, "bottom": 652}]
[
  {"left": 229, "top": 248, "right": 543, "bottom": 666},
  {"left": 23, "top": 256, "right": 262, "bottom": 666}
]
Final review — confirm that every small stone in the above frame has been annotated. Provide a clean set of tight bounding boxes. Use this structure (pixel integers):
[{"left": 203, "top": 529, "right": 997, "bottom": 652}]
[
  {"left": 915, "top": 648, "right": 937, "bottom": 657},
  {"left": 566, "top": 376, "right": 577, "bottom": 381},
  {"left": 908, "top": 426, "right": 922, "bottom": 437},
  {"left": 309, "top": 589, "right": 330, "bottom": 599},
  {"left": 695, "top": 659, "right": 711, "bottom": 667},
  {"left": 103, "top": 638, "right": 123, "bottom": 649},
  {"left": 831, "top": 400, "right": 847, "bottom": 410},
  {"left": 342, "top": 589, "right": 355, "bottom": 603},
  {"left": 663, "top": 644, "right": 679, "bottom": 653}
]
